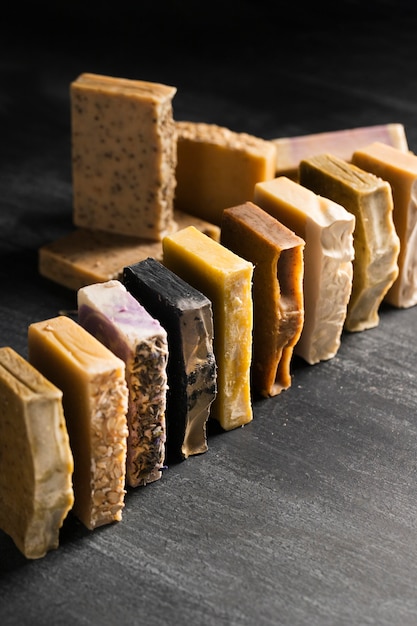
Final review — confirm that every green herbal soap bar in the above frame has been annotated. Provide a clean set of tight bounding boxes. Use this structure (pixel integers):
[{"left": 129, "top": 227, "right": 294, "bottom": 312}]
[
  {"left": 77, "top": 279, "right": 168, "bottom": 486},
  {"left": 28, "top": 316, "right": 129, "bottom": 530},
  {"left": 0, "top": 347, "right": 74, "bottom": 559},
  {"left": 123, "top": 258, "right": 217, "bottom": 462},
  {"left": 221, "top": 201, "right": 305, "bottom": 397},
  {"left": 299, "top": 153, "right": 400, "bottom": 332},
  {"left": 162, "top": 226, "right": 254, "bottom": 431}
]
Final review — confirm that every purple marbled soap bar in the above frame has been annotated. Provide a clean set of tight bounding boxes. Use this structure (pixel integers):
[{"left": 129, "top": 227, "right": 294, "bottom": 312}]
[{"left": 77, "top": 279, "right": 168, "bottom": 488}]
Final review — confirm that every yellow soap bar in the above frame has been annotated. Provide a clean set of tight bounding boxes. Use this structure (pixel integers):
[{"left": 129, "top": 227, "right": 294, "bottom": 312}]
[
  {"left": 299, "top": 153, "right": 400, "bottom": 332},
  {"left": 254, "top": 177, "right": 355, "bottom": 365},
  {"left": 221, "top": 202, "right": 305, "bottom": 397},
  {"left": 272, "top": 123, "right": 408, "bottom": 180},
  {"left": 174, "top": 121, "right": 276, "bottom": 225},
  {"left": 71, "top": 72, "right": 177, "bottom": 240},
  {"left": 162, "top": 225, "right": 253, "bottom": 431},
  {"left": 38, "top": 210, "right": 220, "bottom": 291},
  {"left": 28, "top": 316, "right": 129, "bottom": 530},
  {"left": 352, "top": 141, "right": 417, "bottom": 308},
  {"left": 0, "top": 347, "right": 74, "bottom": 559}
]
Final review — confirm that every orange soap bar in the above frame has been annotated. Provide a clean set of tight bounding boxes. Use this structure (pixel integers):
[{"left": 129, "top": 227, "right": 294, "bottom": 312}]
[{"left": 221, "top": 202, "right": 305, "bottom": 398}]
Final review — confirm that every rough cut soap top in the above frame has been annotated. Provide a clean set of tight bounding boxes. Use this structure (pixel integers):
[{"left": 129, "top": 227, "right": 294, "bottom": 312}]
[{"left": 71, "top": 73, "right": 177, "bottom": 241}]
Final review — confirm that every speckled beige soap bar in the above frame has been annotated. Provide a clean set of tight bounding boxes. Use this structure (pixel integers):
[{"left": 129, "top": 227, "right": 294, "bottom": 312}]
[{"left": 71, "top": 72, "right": 177, "bottom": 240}]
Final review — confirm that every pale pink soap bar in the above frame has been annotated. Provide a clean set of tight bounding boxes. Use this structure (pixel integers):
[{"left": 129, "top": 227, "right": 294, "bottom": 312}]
[
  {"left": 77, "top": 279, "right": 168, "bottom": 488},
  {"left": 254, "top": 176, "right": 355, "bottom": 365},
  {"left": 352, "top": 142, "right": 417, "bottom": 308},
  {"left": 272, "top": 124, "right": 408, "bottom": 179}
]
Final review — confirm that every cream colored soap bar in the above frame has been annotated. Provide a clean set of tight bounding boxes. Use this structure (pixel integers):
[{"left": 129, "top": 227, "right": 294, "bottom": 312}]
[
  {"left": 352, "top": 141, "right": 417, "bottom": 308},
  {"left": 71, "top": 72, "right": 177, "bottom": 240},
  {"left": 174, "top": 121, "right": 276, "bottom": 225},
  {"left": 163, "top": 225, "right": 254, "bottom": 431},
  {"left": 38, "top": 210, "right": 220, "bottom": 291},
  {"left": 28, "top": 316, "right": 129, "bottom": 530},
  {"left": 272, "top": 123, "right": 408, "bottom": 180},
  {"left": 78, "top": 280, "right": 168, "bottom": 487},
  {"left": 0, "top": 347, "right": 74, "bottom": 559},
  {"left": 299, "top": 154, "right": 400, "bottom": 332},
  {"left": 221, "top": 202, "right": 305, "bottom": 397},
  {"left": 254, "top": 177, "right": 355, "bottom": 365}
]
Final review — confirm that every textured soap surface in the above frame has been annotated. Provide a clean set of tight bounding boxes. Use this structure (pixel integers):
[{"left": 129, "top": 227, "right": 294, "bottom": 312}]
[
  {"left": 123, "top": 258, "right": 217, "bottom": 462},
  {"left": 352, "top": 141, "right": 417, "bottom": 308},
  {"left": 28, "top": 315, "right": 129, "bottom": 530},
  {"left": 38, "top": 210, "right": 220, "bottom": 291},
  {"left": 0, "top": 347, "right": 74, "bottom": 559},
  {"left": 272, "top": 123, "right": 408, "bottom": 179},
  {"left": 162, "top": 225, "right": 253, "bottom": 431},
  {"left": 174, "top": 121, "right": 276, "bottom": 225},
  {"left": 299, "top": 153, "right": 400, "bottom": 332},
  {"left": 254, "top": 176, "right": 355, "bottom": 365},
  {"left": 77, "top": 279, "right": 168, "bottom": 486},
  {"left": 221, "top": 202, "right": 305, "bottom": 397},
  {"left": 71, "top": 72, "right": 177, "bottom": 240}
]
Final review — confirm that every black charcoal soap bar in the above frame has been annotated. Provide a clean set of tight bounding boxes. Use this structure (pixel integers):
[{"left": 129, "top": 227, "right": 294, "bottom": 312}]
[{"left": 123, "top": 257, "right": 217, "bottom": 463}]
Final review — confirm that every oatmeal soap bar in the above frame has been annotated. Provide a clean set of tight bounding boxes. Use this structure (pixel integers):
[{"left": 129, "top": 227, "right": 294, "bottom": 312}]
[
  {"left": 163, "top": 226, "right": 253, "bottom": 431},
  {"left": 77, "top": 279, "right": 168, "bottom": 486},
  {"left": 0, "top": 347, "right": 74, "bottom": 559},
  {"left": 123, "top": 258, "right": 217, "bottom": 463},
  {"left": 71, "top": 73, "right": 177, "bottom": 240},
  {"left": 175, "top": 121, "right": 276, "bottom": 225},
  {"left": 299, "top": 153, "right": 400, "bottom": 332},
  {"left": 221, "top": 202, "right": 305, "bottom": 398},
  {"left": 28, "top": 315, "right": 129, "bottom": 531},
  {"left": 352, "top": 142, "right": 417, "bottom": 308},
  {"left": 254, "top": 176, "right": 355, "bottom": 365}
]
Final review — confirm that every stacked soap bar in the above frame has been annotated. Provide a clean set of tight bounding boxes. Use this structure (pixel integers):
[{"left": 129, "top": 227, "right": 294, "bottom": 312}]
[
  {"left": 299, "top": 153, "right": 400, "bottom": 332},
  {"left": 28, "top": 315, "right": 129, "bottom": 530},
  {"left": 174, "top": 121, "right": 277, "bottom": 225},
  {"left": 77, "top": 279, "right": 168, "bottom": 487},
  {"left": 221, "top": 202, "right": 305, "bottom": 397},
  {"left": 352, "top": 142, "right": 417, "bottom": 308},
  {"left": 71, "top": 73, "right": 178, "bottom": 240},
  {"left": 123, "top": 258, "right": 217, "bottom": 462},
  {"left": 38, "top": 210, "right": 220, "bottom": 291},
  {"left": 254, "top": 176, "right": 355, "bottom": 365},
  {"left": 0, "top": 347, "right": 74, "bottom": 559},
  {"left": 163, "top": 225, "right": 254, "bottom": 431},
  {"left": 271, "top": 123, "right": 408, "bottom": 180}
]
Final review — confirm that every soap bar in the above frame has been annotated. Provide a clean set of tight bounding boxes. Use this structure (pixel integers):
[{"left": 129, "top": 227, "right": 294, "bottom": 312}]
[
  {"left": 71, "top": 72, "right": 177, "bottom": 240},
  {"left": 0, "top": 347, "right": 74, "bottom": 559},
  {"left": 28, "top": 315, "right": 129, "bottom": 530},
  {"left": 77, "top": 280, "right": 168, "bottom": 486},
  {"left": 272, "top": 123, "right": 408, "bottom": 179},
  {"left": 299, "top": 153, "right": 400, "bottom": 332},
  {"left": 221, "top": 202, "right": 305, "bottom": 397},
  {"left": 352, "top": 142, "right": 417, "bottom": 308},
  {"left": 254, "top": 176, "right": 355, "bottom": 365},
  {"left": 174, "top": 121, "right": 276, "bottom": 225},
  {"left": 38, "top": 210, "right": 220, "bottom": 291},
  {"left": 123, "top": 258, "right": 217, "bottom": 462},
  {"left": 162, "top": 226, "right": 253, "bottom": 431}
]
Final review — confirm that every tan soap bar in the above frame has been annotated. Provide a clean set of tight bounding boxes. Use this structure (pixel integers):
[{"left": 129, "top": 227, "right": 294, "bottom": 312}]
[
  {"left": 174, "top": 121, "right": 276, "bottom": 225},
  {"left": 0, "top": 347, "right": 74, "bottom": 559},
  {"left": 38, "top": 210, "right": 220, "bottom": 291},
  {"left": 254, "top": 176, "right": 355, "bottom": 365},
  {"left": 299, "top": 153, "right": 400, "bottom": 332},
  {"left": 272, "top": 123, "right": 408, "bottom": 179},
  {"left": 28, "top": 316, "right": 129, "bottom": 530},
  {"left": 71, "top": 72, "right": 177, "bottom": 240},
  {"left": 162, "top": 225, "right": 254, "bottom": 431},
  {"left": 352, "top": 141, "right": 417, "bottom": 308},
  {"left": 221, "top": 202, "right": 305, "bottom": 398}
]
